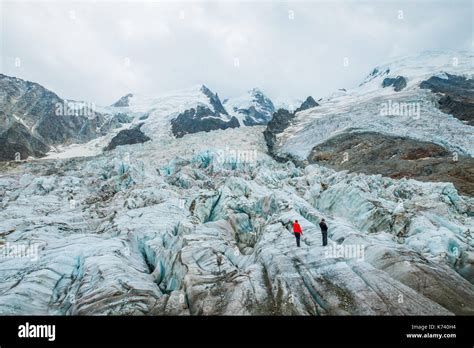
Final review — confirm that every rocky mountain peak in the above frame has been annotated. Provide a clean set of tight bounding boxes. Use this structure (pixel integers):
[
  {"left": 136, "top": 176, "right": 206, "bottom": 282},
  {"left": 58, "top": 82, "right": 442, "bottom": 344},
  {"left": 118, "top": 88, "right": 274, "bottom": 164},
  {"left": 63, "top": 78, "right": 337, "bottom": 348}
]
[
  {"left": 295, "top": 96, "right": 319, "bottom": 113},
  {"left": 199, "top": 85, "right": 228, "bottom": 116},
  {"left": 111, "top": 93, "right": 134, "bottom": 107}
]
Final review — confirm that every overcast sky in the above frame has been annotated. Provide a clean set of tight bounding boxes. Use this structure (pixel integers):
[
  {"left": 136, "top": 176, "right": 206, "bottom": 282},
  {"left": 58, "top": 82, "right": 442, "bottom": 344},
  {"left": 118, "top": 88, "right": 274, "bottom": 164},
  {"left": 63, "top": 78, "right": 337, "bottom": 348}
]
[{"left": 1, "top": 0, "right": 472, "bottom": 105}]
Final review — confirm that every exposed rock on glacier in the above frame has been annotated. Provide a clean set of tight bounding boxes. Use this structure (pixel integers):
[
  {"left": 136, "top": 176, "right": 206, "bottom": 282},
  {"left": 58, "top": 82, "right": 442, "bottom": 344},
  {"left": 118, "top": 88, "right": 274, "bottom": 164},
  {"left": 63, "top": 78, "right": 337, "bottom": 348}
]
[
  {"left": 170, "top": 86, "right": 240, "bottom": 138},
  {"left": 263, "top": 95, "right": 319, "bottom": 160},
  {"left": 104, "top": 126, "right": 151, "bottom": 151},
  {"left": 420, "top": 73, "right": 474, "bottom": 126},
  {"left": 264, "top": 108, "right": 295, "bottom": 157},
  {"left": 382, "top": 76, "right": 407, "bottom": 91},
  {"left": 171, "top": 107, "right": 239, "bottom": 138},
  {"left": 0, "top": 126, "right": 472, "bottom": 315}
]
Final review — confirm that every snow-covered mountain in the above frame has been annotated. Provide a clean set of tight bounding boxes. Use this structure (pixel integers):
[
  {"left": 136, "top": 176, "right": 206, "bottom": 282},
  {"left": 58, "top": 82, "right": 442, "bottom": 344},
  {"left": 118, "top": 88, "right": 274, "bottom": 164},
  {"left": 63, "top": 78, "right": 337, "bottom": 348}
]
[
  {"left": 223, "top": 88, "right": 276, "bottom": 126},
  {"left": 0, "top": 51, "right": 473, "bottom": 316},
  {"left": 105, "top": 85, "right": 239, "bottom": 140},
  {"left": 0, "top": 73, "right": 318, "bottom": 162},
  {"left": 0, "top": 80, "right": 259, "bottom": 161},
  {"left": 265, "top": 50, "right": 474, "bottom": 195}
]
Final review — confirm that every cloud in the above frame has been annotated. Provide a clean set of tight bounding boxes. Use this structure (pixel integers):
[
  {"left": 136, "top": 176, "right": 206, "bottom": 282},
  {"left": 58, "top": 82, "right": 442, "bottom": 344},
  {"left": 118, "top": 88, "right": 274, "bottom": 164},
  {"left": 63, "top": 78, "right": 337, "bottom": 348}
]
[{"left": 1, "top": 0, "right": 471, "bottom": 105}]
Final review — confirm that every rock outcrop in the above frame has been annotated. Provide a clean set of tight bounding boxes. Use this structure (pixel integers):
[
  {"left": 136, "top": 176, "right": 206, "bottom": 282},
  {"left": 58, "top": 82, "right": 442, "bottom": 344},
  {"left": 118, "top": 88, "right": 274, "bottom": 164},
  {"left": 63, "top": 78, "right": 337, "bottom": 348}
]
[
  {"left": 104, "top": 126, "right": 151, "bottom": 151},
  {"left": 171, "top": 106, "right": 239, "bottom": 138},
  {"left": 308, "top": 131, "right": 474, "bottom": 196},
  {"left": 420, "top": 73, "right": 474, "bottom": 125},
  {"left": 382, "top": 76, "right": 407, "bottom": 91},
  {"left": 296, "top": 96, "right": 319, "bottom": 113},
  {"left": 264, "top": 97, "right": 318, "bottom": 157}
]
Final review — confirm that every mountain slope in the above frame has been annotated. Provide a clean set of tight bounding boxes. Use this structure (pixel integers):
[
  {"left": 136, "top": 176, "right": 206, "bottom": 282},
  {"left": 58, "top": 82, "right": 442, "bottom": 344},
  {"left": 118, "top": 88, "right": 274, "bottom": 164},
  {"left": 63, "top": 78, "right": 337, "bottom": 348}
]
[
  {"left": 264, "top": 51, "right": 474, "bottom": 194},
  {"left": 0, "top": 74, "right": 118, "bottom": 161}
]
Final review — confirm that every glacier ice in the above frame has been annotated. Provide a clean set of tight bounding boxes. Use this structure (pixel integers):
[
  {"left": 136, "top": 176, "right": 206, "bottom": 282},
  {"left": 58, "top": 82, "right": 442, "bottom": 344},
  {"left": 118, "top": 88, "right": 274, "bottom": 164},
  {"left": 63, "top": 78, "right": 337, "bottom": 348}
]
[{"left": 0, "top": 126, "right": 472, "bottom": 315}]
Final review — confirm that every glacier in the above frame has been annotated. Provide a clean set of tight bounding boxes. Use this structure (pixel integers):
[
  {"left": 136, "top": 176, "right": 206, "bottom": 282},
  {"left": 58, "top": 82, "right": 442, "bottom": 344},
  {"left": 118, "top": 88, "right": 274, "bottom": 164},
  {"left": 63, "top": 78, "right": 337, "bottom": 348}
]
[
  {"left": 0, "top": 125, "right": 472, "bottom": 315},
  {"left": 0, "top": 50, "right": 473, "bottom": 316}
]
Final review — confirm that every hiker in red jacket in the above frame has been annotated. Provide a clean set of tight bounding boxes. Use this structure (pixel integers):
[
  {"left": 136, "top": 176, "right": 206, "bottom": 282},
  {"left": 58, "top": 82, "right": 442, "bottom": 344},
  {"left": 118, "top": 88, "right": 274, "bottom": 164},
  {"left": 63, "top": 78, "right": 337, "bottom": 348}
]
[{"left": 293, "top": 220, "right": 303, "bottom": 247}]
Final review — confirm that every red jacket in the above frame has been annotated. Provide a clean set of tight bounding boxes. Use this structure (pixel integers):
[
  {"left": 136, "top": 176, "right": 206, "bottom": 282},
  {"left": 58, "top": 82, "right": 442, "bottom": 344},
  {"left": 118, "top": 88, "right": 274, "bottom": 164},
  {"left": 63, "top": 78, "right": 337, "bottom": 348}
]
[{"left": 293, "top": 222, "right": 302, "bottom": 234}]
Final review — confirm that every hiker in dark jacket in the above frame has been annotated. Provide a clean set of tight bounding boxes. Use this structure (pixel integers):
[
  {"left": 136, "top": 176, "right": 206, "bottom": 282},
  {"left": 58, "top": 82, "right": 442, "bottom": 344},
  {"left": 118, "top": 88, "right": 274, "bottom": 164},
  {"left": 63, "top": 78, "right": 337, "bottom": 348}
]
[
  {"left": 319, "top": 218, "right": 328, "bottom": 246},
  {"left": 293, "top": 220, "right": 303, "bottom": 247}
]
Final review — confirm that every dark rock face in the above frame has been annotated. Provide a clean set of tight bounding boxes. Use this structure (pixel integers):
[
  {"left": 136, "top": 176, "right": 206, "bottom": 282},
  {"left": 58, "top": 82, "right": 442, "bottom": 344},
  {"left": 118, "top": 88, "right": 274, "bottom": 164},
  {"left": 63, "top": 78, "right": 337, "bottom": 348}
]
[
  {"left": 0, "top": 122, "right": 50, "bottom": 160},
  {"left": 264, "top": 97, "right": 319, "bottom": 157},
  {"left": 104, "top": 126, "right": 151, "bottom": 151},
  {"left": 308, "top": 131, "right": 474, "bottom": 195},
  {"left": 111, "top": 93, "right": 133, "bottom": 107},
  {"left": 420, "top": 74, "right": 474, "bottom": 126},
  {"left": 437, "top": 95, "right": 474, "bottom": 125},
  {"left": 382, "top": 76, "right": 407, "bottom": 91},
  {"left": 199, "top": 85, "right": 228, "bottom": 116},
  {"left": 171, "top": 86, "right": 239, "bottom": 138},
  {"left": 263, "top": 108, "right": 296, "bottom": 156},
  {"left": 420, "top": 73, "right": 473, "bottom": 96},
  {"left": 0, "top": 74, "right": 113, "bottom": 161},
  {"left": 171, "top": 106, "right": 239, "bottom": 138},
  {"left": 295, "top": 96, "right": 319, "bottom": 113}
]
